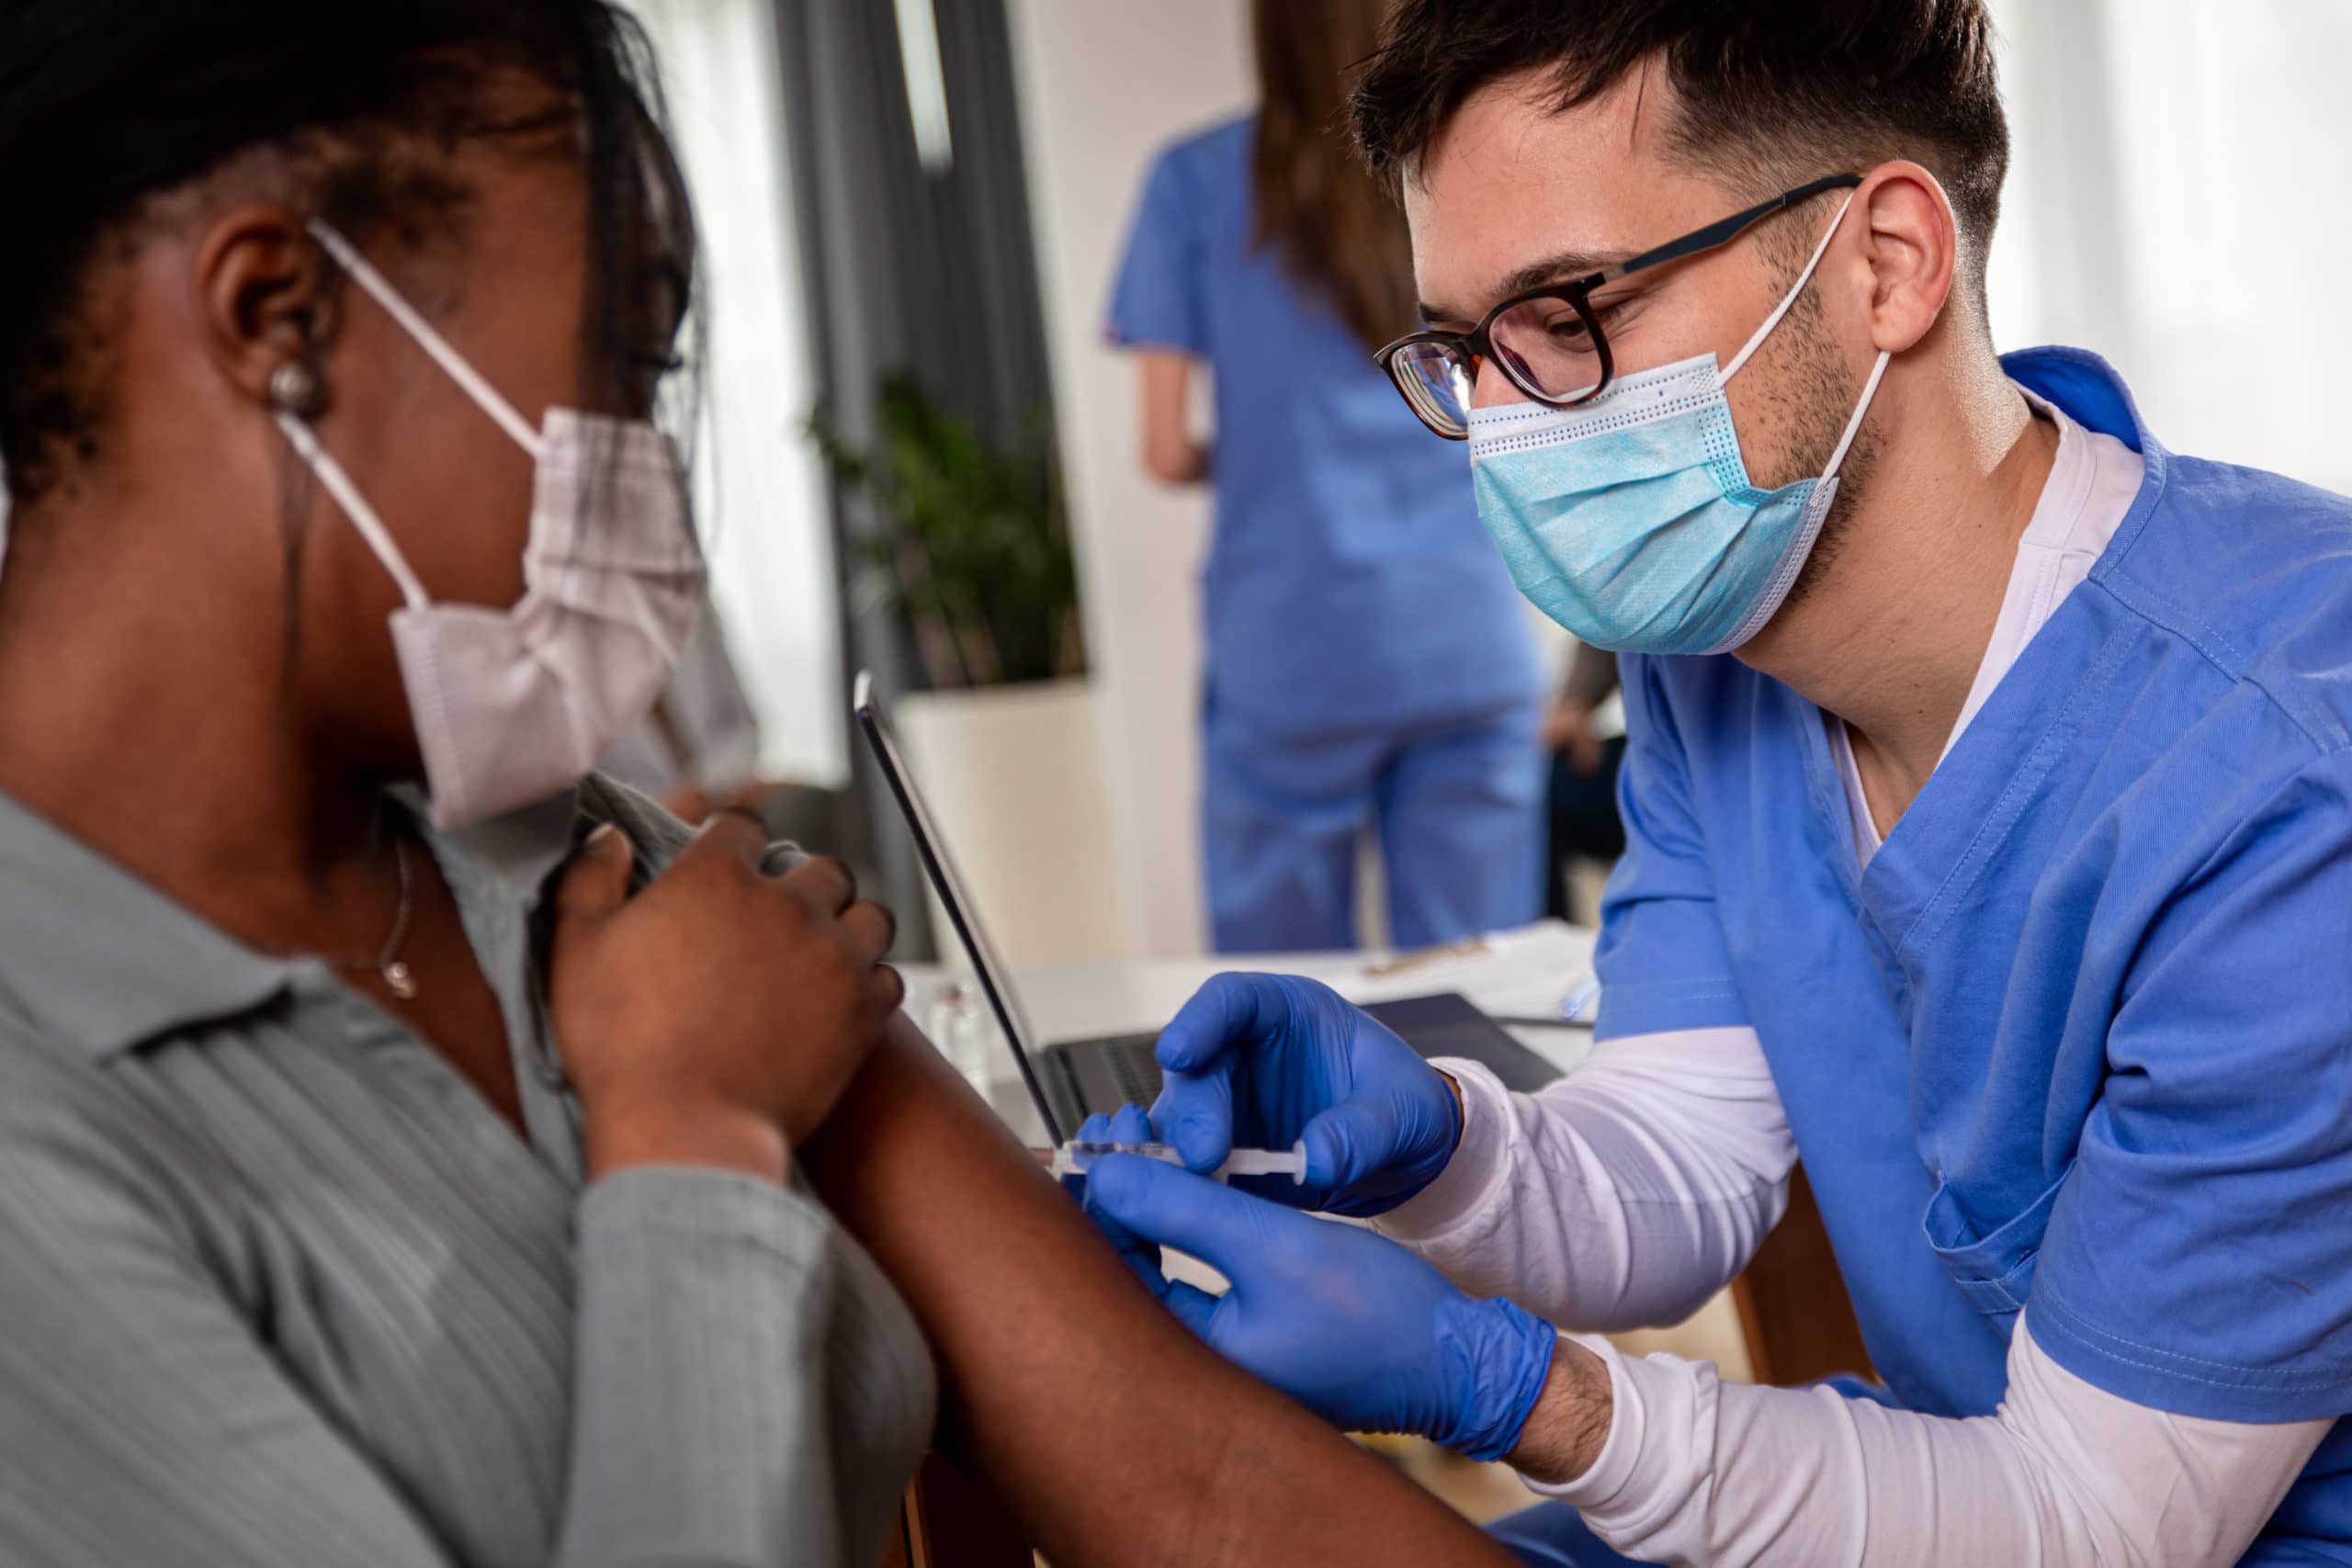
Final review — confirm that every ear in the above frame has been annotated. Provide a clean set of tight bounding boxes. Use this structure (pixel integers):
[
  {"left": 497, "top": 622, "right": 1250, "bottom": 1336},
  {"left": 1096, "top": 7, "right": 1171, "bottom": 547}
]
[
  {"left": 192, "top": 204, "right": 342, "bottom": 411},
  {"left": 1850, "top": 162, "right": 1957, "bottom": 356}
]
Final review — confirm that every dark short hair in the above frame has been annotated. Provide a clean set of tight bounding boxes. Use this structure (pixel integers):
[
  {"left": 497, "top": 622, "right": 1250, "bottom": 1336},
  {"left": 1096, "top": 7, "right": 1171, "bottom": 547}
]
[{"left": 1352, "top": 0, "right": 2010, "bottom": 299}]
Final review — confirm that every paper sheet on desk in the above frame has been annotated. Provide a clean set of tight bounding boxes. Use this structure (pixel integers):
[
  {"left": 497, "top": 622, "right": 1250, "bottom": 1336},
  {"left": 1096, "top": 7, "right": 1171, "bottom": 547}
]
[{"left": 1326, "top": 920, "right": 1597, "bottom": 1021}]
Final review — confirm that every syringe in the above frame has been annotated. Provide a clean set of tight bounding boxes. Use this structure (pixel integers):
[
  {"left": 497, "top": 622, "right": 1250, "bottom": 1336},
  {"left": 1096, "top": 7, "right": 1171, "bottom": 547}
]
[{"left": 1047, "top": 1139, "right": 1306, "bottom": 1185}]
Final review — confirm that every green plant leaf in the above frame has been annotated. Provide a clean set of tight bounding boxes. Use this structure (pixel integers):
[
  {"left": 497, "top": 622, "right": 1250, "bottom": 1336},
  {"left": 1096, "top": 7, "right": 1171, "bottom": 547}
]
[{"left": 808, "top": 371, "right": 1086, "bottom": 688}]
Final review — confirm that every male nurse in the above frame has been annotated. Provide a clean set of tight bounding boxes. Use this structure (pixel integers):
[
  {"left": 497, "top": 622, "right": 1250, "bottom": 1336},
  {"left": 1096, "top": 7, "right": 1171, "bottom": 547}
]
[{"left": 1078, "top": 3, "right": 2352, "bottom": 1563}]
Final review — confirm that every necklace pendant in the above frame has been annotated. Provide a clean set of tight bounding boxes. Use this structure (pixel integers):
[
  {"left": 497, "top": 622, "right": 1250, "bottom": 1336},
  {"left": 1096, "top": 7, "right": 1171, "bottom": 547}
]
[{"left": 381, "top": 960, "right": 418, "bottom": 1000}]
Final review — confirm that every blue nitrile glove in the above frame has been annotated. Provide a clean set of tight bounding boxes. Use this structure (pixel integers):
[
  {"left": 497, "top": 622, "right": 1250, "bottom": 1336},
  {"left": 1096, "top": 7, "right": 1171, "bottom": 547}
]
[
  {"left": 1073, "top": 1103, "right": 1164, "bottom": 1150},
  {"left": 1148, "top": 973, "right": 1460, "bottom": 1216},
  {"left": 1082, "top": 1151, "right": 1557, "bottom": 1461}
]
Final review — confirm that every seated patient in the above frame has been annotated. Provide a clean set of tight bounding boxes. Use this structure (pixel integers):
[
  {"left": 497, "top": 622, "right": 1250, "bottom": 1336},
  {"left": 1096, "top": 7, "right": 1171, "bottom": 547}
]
[{"left": 0, "top": 4, "right": 1523, "bottom": 1564}]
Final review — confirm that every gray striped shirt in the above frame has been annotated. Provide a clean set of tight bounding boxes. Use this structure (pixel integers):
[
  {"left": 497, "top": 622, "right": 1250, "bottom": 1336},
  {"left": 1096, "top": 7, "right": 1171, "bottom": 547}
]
[{"left": 0, "top": 777, "right": 934, "bottom": 1567}]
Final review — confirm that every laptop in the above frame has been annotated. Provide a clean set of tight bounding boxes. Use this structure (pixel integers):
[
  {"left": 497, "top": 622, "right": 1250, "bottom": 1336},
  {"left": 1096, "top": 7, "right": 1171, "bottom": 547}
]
[{"left": 852, "top": 671, "right": 1563, "bottom": 1146}]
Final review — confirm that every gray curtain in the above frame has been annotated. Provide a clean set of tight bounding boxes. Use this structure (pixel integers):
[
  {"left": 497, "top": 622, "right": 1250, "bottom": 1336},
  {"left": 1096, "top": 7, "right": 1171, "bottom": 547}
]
[{"left": 771, "top": 0, "right": 1057, "bottom": 957}]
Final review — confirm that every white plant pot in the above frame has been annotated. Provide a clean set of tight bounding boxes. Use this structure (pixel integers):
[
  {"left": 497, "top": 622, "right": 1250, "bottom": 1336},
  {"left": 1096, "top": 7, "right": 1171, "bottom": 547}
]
[{"left": 896, "top": 677, "right": 1128, "bottom": 968}]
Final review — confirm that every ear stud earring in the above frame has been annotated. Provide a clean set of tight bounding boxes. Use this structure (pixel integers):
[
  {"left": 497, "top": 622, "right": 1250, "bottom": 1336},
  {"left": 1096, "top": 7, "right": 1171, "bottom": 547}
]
[{"left": 267, "top": 360, "right": 323, "bottom": 417}]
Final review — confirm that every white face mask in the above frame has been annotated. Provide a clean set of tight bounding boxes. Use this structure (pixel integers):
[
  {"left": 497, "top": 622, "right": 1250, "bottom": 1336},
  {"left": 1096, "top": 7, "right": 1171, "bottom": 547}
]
[{"left": 275, "top": 220, "right": 707, "bottom": 829}]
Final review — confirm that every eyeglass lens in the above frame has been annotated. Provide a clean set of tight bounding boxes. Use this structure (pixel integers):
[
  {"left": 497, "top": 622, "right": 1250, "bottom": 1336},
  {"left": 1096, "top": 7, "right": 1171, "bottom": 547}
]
[
  {"left": 1488, "top": 294, "right": 1606, "bottom": 405},
  {"left": 1386, "top": 292, "right": 1609, "bottom": 438},
  {"left": 1391, "top": 342, "right": 1476, "bottom": 438}
]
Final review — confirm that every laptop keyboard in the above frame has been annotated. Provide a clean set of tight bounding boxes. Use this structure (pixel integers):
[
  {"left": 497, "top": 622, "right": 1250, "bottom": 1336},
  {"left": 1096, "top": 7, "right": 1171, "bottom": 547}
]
[
  {"left": 1053, "top": 994, "right": 1564, "bottom": 1130},
  {"left": 1107, "top": 1039, "right": 1162, "bottom": 1106}
]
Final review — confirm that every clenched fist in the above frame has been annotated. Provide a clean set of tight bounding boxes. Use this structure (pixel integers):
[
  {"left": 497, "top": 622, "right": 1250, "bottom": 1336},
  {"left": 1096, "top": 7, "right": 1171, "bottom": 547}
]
[{"left": 549, "top": 812, "right": 904, "bottom": 1181}]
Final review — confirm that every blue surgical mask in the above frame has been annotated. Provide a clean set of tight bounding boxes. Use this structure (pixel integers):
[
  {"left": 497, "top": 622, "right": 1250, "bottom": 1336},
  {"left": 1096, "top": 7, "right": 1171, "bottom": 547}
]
[{"left": 1467, "top": 194, "right": 1889, "bottom": 656}]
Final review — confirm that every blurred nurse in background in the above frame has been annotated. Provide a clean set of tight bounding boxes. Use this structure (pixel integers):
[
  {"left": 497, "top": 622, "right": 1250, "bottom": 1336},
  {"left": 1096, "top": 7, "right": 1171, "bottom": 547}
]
[{"left": 1107, "top": 0, "right": 1544, "bottom": 954}]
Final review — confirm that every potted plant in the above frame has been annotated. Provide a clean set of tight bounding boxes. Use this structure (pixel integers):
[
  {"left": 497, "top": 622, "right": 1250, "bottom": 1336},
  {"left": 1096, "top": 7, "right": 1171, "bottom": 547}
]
[
  {"left": 810, "top": 371, "right": 1087, "bottom": 692},
  {"left": 810, "top": 374, "right": 1123, "bottom": 964}
]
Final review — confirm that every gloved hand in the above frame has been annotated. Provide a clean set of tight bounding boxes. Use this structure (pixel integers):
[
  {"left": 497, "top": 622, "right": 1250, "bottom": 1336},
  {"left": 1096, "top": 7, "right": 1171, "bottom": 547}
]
[
  {"left": 1082, "top": 1150, "right": 1557, "bottom": 1461},
  {"left": 1147, "top": 973, "right": 1460, "bottom": 1215}
]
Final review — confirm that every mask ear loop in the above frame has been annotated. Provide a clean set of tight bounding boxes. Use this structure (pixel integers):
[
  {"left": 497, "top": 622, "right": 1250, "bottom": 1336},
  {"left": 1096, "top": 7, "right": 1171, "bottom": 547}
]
[
  {"left": 304, "top": 220, "right": 548, "bottom": 462},
  {"left": 1821, "top": 351, "right": 1892, "bottom": 482},
  {"left": 276, "top": 412, "right": 431, "bottom": 610},
  {"left": 1721, "top": 191, "right": 1860, "bottom": 386}
]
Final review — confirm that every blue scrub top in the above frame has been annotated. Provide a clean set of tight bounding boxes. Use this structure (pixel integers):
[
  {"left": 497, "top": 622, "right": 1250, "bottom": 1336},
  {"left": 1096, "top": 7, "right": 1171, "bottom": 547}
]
[
  {"left": 1597, "top": 347, "right": 2352, "bottom": 1562},
  {"left": 1105, "top": 117, "right": 1542, "bottom": 740}
]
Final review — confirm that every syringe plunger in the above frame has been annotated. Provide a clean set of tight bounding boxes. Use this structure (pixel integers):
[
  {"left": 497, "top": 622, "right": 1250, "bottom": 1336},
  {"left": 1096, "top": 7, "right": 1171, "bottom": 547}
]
[{"left": 1048, "top": 1140, "right": 1306, "bottom": 1185}]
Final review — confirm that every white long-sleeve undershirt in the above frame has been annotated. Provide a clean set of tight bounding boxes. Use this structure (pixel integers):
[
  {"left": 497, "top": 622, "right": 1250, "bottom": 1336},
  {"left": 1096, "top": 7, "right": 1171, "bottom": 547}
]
[
  {"left": 1377, "top": 1027, "right": 1795, "bottom": 1333},
  {"left": 1377, "top": 1043, "right": 2330, "bottom": 1567}
]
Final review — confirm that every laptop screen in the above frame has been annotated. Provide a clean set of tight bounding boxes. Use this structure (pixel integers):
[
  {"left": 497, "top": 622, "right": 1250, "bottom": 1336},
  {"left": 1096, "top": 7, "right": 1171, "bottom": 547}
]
[{"left": 852, "top": 671, "right": 1067, "bottom": 1145}]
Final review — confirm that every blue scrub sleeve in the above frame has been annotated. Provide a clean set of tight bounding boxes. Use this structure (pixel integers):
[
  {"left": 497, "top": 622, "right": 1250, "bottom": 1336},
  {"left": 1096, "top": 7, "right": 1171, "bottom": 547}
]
[
  {"left": 1104, "top": 144, "right": 1208, "bottom": 355},
  {"left": 1591, "top": 654, "right": 1751, "bottom": 1041},
  {"left": 2030, "top": 747, "right": 2352, "bottom": 1422}
]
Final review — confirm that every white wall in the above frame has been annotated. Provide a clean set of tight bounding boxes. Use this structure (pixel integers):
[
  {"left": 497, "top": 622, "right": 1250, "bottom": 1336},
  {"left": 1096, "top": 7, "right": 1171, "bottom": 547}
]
[
  {"left": 1001, "top": 0, "right": 1253, "bottom": 959},
  {"left": 1984, "top": 0, "right": 2352, "bottom": 492}
]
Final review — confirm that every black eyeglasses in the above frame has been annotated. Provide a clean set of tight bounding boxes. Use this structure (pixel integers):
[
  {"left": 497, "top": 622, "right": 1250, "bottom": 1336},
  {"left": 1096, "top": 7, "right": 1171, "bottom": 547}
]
[{"left": 1374, "top": 175, "right": 1862, "bottom": 440}]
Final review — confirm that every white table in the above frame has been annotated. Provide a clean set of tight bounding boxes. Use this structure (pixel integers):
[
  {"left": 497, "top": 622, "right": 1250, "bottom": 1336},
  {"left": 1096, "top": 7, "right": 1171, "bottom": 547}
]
[{"left": 901, "top": 919, "right": 1601, "bottom": 1145}]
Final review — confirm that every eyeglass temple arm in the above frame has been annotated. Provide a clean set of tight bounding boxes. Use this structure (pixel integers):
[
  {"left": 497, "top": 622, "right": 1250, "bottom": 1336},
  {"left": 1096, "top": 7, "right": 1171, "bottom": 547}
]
[{"left": 1592, "top": 174, "right": 1864, "bottom": 286}]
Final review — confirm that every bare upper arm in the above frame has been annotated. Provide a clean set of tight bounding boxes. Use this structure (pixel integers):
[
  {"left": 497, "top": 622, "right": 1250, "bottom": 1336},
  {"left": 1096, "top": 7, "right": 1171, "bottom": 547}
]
[{"left": 797, "top": 1017, "right": 1520, "bottom": 1568}]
